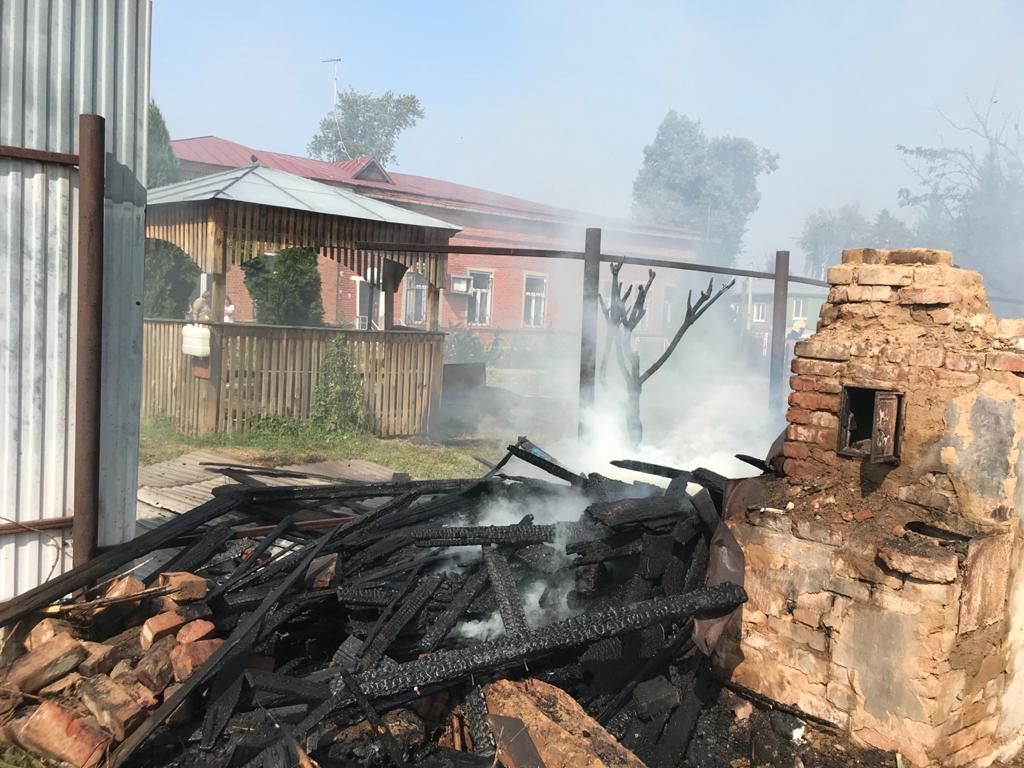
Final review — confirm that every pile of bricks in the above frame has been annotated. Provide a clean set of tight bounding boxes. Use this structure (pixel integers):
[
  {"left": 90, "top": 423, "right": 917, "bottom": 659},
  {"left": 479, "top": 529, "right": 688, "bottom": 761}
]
[
  {"left": 0, "top": 571, "right": 220, "bottom": 768},
  {"left": 724, "top": 247, "right": 1024, "bottom": 767}
]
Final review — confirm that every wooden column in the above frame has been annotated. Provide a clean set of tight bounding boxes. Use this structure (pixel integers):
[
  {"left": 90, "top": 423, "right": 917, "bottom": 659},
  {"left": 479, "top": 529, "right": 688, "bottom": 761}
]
[
  {"left": 383, "top": 284, "right": 395, "bottom": 330},
  {"left": 578, "top": 228, "right": 601, "bottom": 438},
  {"left": 72, "top": 114, "right": 105, "bottom": 566},
  {"left": 768, "top": 250, "right": 791, "bottom": 411},
  {"left": 197, "top": 203, "right": 227, "bottom": 434}
]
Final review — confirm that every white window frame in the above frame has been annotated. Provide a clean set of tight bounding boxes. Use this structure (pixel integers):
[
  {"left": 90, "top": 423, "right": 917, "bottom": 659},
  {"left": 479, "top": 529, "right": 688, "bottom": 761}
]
[
  {"left": 523, "top": 274, "right": 547, "bottom": 329},
  {"left": 403, "top": 271, "right": 428, "bottom": 326},
  {"left": 753, "top": 302, "right": 768, "bottom": 323},
  {"left": 467, "top": 270, "right": 493, "bottom": 327},
  {"left": 792, "top": 298, "right": 807, "bottom": 321},
  {"left": 662, "top": 286, "right": 679, "bottom": 330}
]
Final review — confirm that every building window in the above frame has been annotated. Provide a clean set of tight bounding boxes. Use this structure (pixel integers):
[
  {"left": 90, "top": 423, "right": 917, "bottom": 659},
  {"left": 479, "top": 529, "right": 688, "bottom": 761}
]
[
  {"left": 663, "top": 287, "right": 679, "bottom": 329},
  {"left": 403, "top": 271, "right": 428, "bottom": 326},
  {"left": 523, "top": 276, "right": 546, "bottom": 328},
  {"left": 753, "top": 302, "right": 768, "bottom": 323},
  {"left": 467, "top": 271, "right": 492, "bottom": 326},
  {"left": 793, "top": 298, "right": 807, "bottom": 320},
  {"left": 837, "top": 386, "right": 904, "bottom": 464}
]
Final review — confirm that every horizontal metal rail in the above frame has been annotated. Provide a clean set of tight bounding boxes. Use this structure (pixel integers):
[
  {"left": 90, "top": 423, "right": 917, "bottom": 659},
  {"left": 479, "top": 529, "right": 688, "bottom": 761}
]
[
  {"left": 354, "top": 240, "right": 830, "bottom": 288},
  {"left": 0, "top": 144, "right": 80, "bottom": 166}
]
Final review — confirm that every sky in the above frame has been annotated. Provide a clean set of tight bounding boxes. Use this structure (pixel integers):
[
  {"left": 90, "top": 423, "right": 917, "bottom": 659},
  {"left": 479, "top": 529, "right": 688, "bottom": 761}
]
[{"left": 151, "top": 1, "right": 1024, "bottom": 272}]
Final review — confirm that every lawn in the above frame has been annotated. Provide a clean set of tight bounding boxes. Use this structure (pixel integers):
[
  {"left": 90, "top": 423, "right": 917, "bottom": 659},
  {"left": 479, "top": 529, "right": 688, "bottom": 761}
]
[{"left": 138, "top": 417, "right": 504, "bottom": 480}]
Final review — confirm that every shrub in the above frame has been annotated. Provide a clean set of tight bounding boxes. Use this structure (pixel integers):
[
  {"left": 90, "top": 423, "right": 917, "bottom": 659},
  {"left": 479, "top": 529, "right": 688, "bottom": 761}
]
[
  {"left": 143, "top": 239, "right": 200, "bottom": 319},
  {"left": 242, "top": 247, "right": 324, "bottom": 326},
  {"left": 311, "top": 338, "right": 365, "bottom": 433}
]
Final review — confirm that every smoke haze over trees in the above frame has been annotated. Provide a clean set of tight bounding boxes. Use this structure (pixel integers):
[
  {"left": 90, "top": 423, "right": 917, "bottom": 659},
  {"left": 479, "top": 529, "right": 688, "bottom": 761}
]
[
  {"left": 632, "top": 111, "right": 778, "bottom": 266},
  {"left": 309, "top": 88, "right": 424, "bottom": 167},
  {"left": 799, "top": 205, "right": 913, "bottom": 279}
]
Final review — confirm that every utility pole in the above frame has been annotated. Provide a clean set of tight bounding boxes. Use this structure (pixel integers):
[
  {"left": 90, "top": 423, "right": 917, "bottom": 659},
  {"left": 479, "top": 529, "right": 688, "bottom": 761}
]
[{"left": 322, "top": 57, "right": 342, "bottom": 108}]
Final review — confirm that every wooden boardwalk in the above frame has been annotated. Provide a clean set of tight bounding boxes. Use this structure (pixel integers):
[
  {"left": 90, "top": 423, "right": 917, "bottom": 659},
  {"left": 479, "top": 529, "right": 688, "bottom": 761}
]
[{"left": 136, "top": 451, "right": 395, "bottom": 532}]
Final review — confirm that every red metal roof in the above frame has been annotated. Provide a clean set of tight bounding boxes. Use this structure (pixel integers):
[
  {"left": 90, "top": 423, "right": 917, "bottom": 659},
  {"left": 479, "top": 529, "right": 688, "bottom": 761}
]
[{"left": 170, "top": 136, "right": 701, "bottom": 242}]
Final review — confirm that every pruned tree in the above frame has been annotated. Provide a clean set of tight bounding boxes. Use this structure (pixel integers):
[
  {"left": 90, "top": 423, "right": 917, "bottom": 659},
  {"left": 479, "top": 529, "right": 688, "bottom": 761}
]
[{"left": 600, "top": 262, "right": 734, "bottom": 446}]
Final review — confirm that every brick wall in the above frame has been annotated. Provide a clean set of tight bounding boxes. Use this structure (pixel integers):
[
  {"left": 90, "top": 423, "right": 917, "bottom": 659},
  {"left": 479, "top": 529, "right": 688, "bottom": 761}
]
[{"left": 726, "top": 248, "right": 1024, "bottom": 766}]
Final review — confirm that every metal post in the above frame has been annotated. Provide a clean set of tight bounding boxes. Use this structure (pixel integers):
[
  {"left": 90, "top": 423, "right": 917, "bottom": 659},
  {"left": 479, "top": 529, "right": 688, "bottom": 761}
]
[
  {"left": 578, "top": 228, "right": 601, "bottom": 437},
  {"left": 768, "top": 250, "right": 791, "bottom": 411},
  {"left": 73, "top": 114, "right": 105, "bottom": 566}
]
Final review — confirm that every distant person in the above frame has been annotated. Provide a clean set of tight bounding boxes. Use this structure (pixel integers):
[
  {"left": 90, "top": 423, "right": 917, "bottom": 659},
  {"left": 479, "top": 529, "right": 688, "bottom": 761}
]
[
  {"left": 224, "top": 295, "right": 235, "bottom": 323},
  {"left": 190, "top": 290, "right": 211, "bottom": 322},
  {"left": 787, "top": 319, "right": 807, "bottom": 341}
]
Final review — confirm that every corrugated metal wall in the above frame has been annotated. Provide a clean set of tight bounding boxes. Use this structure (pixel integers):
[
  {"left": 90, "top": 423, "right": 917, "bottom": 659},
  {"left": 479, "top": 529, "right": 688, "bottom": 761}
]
[{"left": 0, "top": 0, "right": 151, "bottom": 599}]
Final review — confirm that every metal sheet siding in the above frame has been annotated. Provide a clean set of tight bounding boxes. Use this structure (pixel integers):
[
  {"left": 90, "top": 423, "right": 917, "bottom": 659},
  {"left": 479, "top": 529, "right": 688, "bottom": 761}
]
[{"left": 0, "top": 0, "right": 151, "bottom": 599}]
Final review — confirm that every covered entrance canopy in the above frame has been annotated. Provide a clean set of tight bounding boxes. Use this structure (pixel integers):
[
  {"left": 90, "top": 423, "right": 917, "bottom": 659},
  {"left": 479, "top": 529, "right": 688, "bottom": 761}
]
[{"left": 146, "top": 164, "right": 459, "bottom": 328}]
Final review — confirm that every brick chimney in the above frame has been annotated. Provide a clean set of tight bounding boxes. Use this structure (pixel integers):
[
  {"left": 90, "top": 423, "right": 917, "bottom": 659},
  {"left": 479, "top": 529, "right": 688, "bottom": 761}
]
[{"left": 725, "top": 248, "right": 1024, "bottom": 766}]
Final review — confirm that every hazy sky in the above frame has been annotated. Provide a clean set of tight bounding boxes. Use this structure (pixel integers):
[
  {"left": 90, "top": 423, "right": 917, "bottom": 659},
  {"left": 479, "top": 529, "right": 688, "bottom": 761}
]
[{"left": 152, "top": 1, "right": 1024, "bottom": 271}]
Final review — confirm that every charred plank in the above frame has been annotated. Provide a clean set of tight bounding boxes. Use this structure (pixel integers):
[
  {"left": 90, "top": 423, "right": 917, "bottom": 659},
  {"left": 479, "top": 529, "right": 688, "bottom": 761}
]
[
  {"left": 412, "top": 524, "right": 557, "bottom": 548},
  {"left": 419, "top": 565, "right": 490, "bottom": 652},
  {"left": 482, "top": 547, "right": 529, "bottom": 640}
]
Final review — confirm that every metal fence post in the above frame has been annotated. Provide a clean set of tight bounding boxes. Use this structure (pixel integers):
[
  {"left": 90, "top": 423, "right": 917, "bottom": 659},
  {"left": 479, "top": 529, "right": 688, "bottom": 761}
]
[
  {"left": 73, "top": 114, "right": 105, "bottom": 566},
  {"left": 578, "top": 228, "right": 601, "bottom": 437},
  {"left": 768, "top": 250, "right": 791, "bottom": 412}
]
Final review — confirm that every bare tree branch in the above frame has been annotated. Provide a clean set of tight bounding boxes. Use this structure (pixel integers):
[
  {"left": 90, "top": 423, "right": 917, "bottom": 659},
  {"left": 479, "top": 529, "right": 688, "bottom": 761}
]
[{"left": 640, "top": 278, "right": 735, "bottom": 384}]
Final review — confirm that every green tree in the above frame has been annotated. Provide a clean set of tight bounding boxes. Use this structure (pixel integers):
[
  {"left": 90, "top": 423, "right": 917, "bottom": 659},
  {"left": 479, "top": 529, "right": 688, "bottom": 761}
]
[
  {"left": 870, "top": 208, "right": 914, "bottom": 248},
  {"left": 798, "top": 204, "right": 870, "bottom": 279},
  {"left": 147, "top": 101, "right": 179, "bottom": 188},
  {"left": 308, "top": 88, "right": 424, "bottom": 166},
  {"left": 897, "top": 97, "right": 1024, "bottom": 297},
  {"left": 143, "top": 239, "right": 199, "bottom": 318},
  {"left": 632, "top": 111, "right": 778, "bottom": 265},
  {"left": 242, "top": 248, "right": 324, "bottom": 326}
]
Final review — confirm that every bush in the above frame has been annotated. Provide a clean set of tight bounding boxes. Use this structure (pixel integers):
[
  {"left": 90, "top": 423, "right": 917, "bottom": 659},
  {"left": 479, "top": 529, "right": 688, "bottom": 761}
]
[
  {"left": 311, "top": 338, "right": 365, "bottom": 433},
  {"left": 242, "top": 247, "right": 324, "bottom": 326},
  {"left": 144, "top": 239, "right": 200, "bottom": 318},
  {"left": 444, "top": 327, "right": 486, "bottom": 363}
]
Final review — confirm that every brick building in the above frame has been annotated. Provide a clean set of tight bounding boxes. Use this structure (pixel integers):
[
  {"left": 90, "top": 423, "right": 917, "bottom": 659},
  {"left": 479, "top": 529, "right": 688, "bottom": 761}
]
[{"left": 169, "top": 137, "right": 702, "bottom": 348}]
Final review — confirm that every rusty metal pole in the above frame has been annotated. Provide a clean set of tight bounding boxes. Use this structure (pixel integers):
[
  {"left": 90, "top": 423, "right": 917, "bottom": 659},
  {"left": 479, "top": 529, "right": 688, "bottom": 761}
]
[
  {"left": 73, "top": 114, "right": 105, "bottom": 566},
  {"left": 578, "top": 228, "right": 601, "bottom": 438},
  {"left": 768, "top": 250, "right": 791, "bottom": 412}
]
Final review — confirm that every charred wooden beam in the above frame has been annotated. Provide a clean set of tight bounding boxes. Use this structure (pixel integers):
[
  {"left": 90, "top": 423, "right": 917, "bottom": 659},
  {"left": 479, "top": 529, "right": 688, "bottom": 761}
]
[
  {"left": 207, "top": 516, "right": 295, "bottom": 601},
  {"left": 358, "top": 555, "right": 431, "bottom": 662},
  {"left": 586, "top": 495, "right": 696, "bottom": 529},
  {"left": 144, "top": 523, "right": 235, "bottom": 586},
  {"left": 359, "top": 573, "right": 445, "bottom": 670},
  {"left": 609, "top": 459, "right": 688, "bottom": 480},
  {"left": 336, "top": 586, "right": 398, "bottom": 608},
  {"left": 240, "top": 583, "right": 746, "bottom": 765},
  {"left": 339, "top": 669, "right": 407, "bottom": 766},
  {"left": 419, "top": 565, "right": 490, "bottom": 652},
  {"left": 463, "top": 685, "right": 496, "bottom": 757},
  {"left": 506, "top": 443, "right": 583, "bottom": 486},
  {"left": 219, "top": 478, "right": 476, "bottom": 504},
  {"left": 245, "top": 670, "right": 329, "bottom": 702},
  {"left": 482, "top": 547, "right": 529, "bottom": 640},
  {"left": 567, "top": 537, "right": 643, "bottom": 565},
  {"left": 412, "top": 524, "right": 557, "bottom": 548}
]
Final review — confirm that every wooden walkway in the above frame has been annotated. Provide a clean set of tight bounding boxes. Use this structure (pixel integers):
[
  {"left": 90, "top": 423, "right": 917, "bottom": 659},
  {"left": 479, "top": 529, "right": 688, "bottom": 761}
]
[{"left": 136, "top": 450, "right": 396, "bottom": 532}]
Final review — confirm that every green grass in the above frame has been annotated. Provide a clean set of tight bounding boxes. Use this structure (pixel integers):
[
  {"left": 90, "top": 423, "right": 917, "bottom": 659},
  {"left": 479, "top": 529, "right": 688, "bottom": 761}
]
[{"left": 139, "top": 416, "right": 502, "bottom": 479}]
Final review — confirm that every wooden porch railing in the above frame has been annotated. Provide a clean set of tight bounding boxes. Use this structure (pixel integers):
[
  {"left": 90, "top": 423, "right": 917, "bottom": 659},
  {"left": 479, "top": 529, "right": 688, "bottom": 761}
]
[{"left": 141, "top": 320, "right": 444, "bottom": 438}]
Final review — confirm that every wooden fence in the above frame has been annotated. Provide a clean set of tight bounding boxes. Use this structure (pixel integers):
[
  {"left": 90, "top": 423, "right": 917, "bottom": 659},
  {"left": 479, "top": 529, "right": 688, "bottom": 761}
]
[{"left": 141, "top": 320, "right": 445, "bottom": 438}]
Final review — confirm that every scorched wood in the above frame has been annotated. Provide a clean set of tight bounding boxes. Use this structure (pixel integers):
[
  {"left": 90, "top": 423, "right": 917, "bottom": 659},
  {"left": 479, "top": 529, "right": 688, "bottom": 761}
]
[{"left": 482, "top": 546, "right": 529, "bottom": 640}]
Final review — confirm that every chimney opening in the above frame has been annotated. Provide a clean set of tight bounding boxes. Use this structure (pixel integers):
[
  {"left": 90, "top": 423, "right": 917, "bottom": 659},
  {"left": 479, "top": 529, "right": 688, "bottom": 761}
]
[{"left": 837, "top": 386, "right": 904, "bottom": 464}]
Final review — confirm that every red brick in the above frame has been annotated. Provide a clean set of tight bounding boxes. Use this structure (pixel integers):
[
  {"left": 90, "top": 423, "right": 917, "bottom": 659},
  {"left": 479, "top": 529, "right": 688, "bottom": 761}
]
[
  {"left": 945, "top": 352, "right": 982, "bottom": 372},
  {"left": 176, "top": 619, "right": 216, "bottom": 645},
  {"left": 786, "top": 407, "right": 811, "bottom": 425},
  {"left": 856, "top": 264, "right": 912, "bottom": 286},
  {"left": 26, "top": 619, "right": 77, "bottom": 651},
  {"left": 783, "top": 459, "right": 817, "bottom": 479},
  {"left": 786, "top": 424, "right": 834, "bottom": 446},
  {"left": 794, "top": 340, "right": 850, "bottom": 361},
  {"left": 911, "top": 348, "right": 946, "bottom": 367},
  {"left": 140, "top": 603, "right": 211, "bottom": 649},
  {"left": 930, "top": 307, "right": 955, "bottom": 324},
  {"left": 986, "top": 351, "right": 1024, "bottom": 373},
  {"left": 78, "top": 674, "right": 144, "bottom": 741},
  {"left": 305, "top": 554, "right": 338, "bottom": 590},
  {"left": 78, "top": 641, "right": 118, "bottom": 676},
  {"left": 813, "top": 377, "right": 843, "bottom": 394},
  {"left": 7, "top": 632, "right": 87, "bottom": 693},
  {"left": 789, "top": 375, "right": 817, "bottom": 392},
  {"left": 808, "top": 411, "right": 839, "bottom": 429},
  {"left": 826, "top": 265, "right": 856, "bottom": 284},
  {"left": 135, "top": 635, "right": 177, "bottom": 692},
  {"left": 792, "top": 607, "right": 821, "bottom": 627},
  {"left": 791, "top": 358, "right": 843, "bottom": 377},
  {"left": 157, "top": 572, "right": 208, "bottom": 602},
  {"left": 809, "top": 446, "right": 841, "bottom": 465},
  {"left": 897, "top": 286, "right": 956, "bottom": 305},
  {"left": 788, "top": 391, "right": 840, "bottom": 413},
  {"left": 783, "top": 442, "right": 810, "bottom": 460},
  {"left": 844, "top": 285, "right": 894, "bottom": 302},
  {"left": 170, "top": 639, "right": 224, "bottom": 683},
  {"left": 935, "top": 369, "right": 980, "bottom": 388},
  {"left": 18, "top": 701, "right": 112, "bottom": 768}
]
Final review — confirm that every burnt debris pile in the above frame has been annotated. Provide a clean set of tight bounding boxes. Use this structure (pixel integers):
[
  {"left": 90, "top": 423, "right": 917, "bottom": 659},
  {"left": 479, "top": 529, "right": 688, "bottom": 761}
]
[{"left": 0, "top": 438, "right": 747, "bottom": 768}]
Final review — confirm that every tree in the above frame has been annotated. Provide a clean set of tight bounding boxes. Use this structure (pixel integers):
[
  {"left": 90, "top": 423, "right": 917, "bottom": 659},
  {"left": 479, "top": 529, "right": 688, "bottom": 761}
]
[
  {"left": 870, "top": 208, "right": 914, "bottom": 248},
  {"left": 798, "top": 205, "right": 870, "bottom": 279},
  {"left": 143, "top": 240, "right": 199, "bottom": 318},
  {"left": 632, "top": 111, "right": 778, "bottom": 265},
  {"left": 147, "top": 101, "right": 179, "bottom": 188},
  {"left": 242, "top": 248, "right": 324, "bottom": 326},
  {"left": 600, "top": 263, "right": 733, "bottom": 446},
  {"left": 897, "top": 96, "right": 1024, "bottom": 297},
  {"left": 308, "top": 88, "right": 424, "bottom": 167}
]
